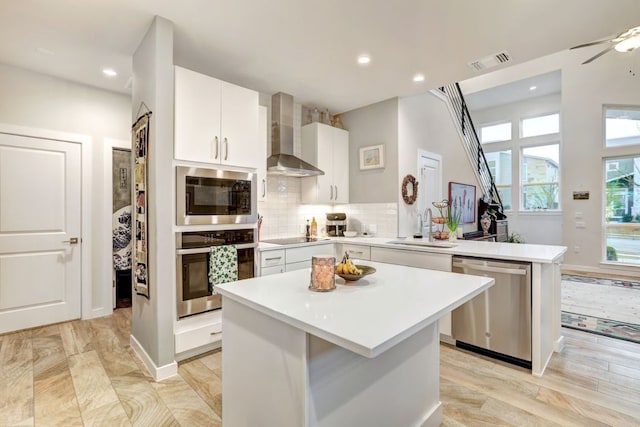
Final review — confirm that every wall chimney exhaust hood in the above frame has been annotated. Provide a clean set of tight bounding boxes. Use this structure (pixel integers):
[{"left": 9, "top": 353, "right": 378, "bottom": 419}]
[{"left": 267, "top": 92, "right": 324, "bottom": 177}]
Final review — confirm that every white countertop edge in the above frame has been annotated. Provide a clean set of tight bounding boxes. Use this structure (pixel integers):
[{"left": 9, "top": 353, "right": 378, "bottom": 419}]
[
  {"left": 258, "top": 237, "right": 567, "bottom": 264},
  {"left": 217, "top": 276, "right": 495, "bottom": 359}
]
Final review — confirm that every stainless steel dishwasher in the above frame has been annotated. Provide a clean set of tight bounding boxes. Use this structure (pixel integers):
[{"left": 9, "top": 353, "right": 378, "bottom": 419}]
[{"left": 451, "top": 256, "right": 532, "bottom": 369}]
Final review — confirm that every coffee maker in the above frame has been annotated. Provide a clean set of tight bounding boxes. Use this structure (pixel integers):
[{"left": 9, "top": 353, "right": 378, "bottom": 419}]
[{"left": 326, "top": 213, "right": 347, "bottom": 237}]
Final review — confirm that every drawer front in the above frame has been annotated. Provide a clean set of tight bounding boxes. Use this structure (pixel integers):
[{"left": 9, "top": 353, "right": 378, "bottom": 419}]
[
  {"left": 370, "top": 247, "right": 452, "bottom": 272},
  {"left": 261, "top": 265, "right": 285, "bottom": 276},
  {"left": 285, "top": 260, "right": 312, "bottom": 272},
  {"left": 286, "top": 243, "right": 335, "bottom": 264},
  {"left": 175, "top": 321, "right": 222, "bottom": 354},
  {"left": 260, "top": 249, "right": 285, "bottom": 267},
  {"left": 341, "top": 244, "right": 371, "bottom": 260}
]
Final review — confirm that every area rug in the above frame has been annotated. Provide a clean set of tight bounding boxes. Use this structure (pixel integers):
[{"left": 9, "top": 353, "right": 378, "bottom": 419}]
[{"left": 561, "top": 311, "right": 640, "bottom": 344}]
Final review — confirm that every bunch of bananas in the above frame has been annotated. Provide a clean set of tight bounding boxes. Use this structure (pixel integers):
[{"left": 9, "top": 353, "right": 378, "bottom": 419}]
[{"left": 336, "top": 252, "right": 362, "bottom": 275}]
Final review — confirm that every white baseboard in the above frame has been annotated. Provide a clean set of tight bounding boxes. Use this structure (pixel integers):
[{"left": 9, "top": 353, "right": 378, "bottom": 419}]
[
  {"left": 130, "top": 334, "right": 178, "bottom": 381},
  {"left": 562, "top": 263, "right": 639, "bottom": 278},
  {"left": 89, "top": 307, "right": 112, "bottom": 319}
]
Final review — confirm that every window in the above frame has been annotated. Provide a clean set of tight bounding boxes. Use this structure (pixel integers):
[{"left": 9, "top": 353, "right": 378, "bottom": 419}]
[
  {"left": 605, "top": 107, "right": 640, "bottom": 147},
  {"left": 484, "top": 150, "right": 512, "bottom": 210},
  {"left": 521, "top": 113, "right": 559, "bottom": 138},
  {"left": 604, "top": 156, "right": 640, "bottom": 264},
  {"left": 521, "top": 144, "right": 559, "bottom": 210},
  {"left": 480, "top": 122, "right": 511, "bottom": 144}
]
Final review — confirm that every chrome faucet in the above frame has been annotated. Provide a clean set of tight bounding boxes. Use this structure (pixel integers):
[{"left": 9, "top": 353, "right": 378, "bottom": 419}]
[{"left": 424, "top": 208, "right": 433, "bottom": 242}]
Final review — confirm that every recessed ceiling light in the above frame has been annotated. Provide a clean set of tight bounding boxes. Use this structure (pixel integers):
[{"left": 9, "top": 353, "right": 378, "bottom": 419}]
[
  {"left": 357, "top": 54, "right": 371, "bottom": 65},
  {"left": 529, "top": 85, "right": 537, "bottom": 91},
  {"left": 413, "top": 74, "right": 425, "bottom": 83},
  {"left": 102, "top": 68, "right": 118, "bottom": 77}
]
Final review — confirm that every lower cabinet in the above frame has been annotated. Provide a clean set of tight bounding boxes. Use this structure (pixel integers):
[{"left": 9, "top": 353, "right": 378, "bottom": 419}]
[
  {"left": 339, "top": 243, "right": 371, "bottom": 260},
  {"left": 370, "top": 247, "right": 452, "bottom": 271},
  {"left": 370, "top": 246, "right": 453, "bottom": 338},
  {"left": 258, "top": 244, "right": 336, "bottom": 276},
  {"left": 174, "top": 310, "right": 222, "bottom": 360}
]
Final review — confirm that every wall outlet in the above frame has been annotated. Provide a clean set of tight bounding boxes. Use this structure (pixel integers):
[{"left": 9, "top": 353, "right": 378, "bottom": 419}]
[
  {"left": 574, "top": 245, "right": 580, "bottom": 253},
  {"left": 575, "top": 211, "right": 583, "bottom": 219},
  {"left": 575, "top": 221, "right": 586, "bottom": 228},
  {"left": 369, "top": 224, "right": 377, "bottom": 234}
]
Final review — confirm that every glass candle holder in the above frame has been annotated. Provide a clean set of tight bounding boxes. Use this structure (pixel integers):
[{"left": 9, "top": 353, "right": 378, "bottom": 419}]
[{"left": 309, "top": 255, "right": 336, "bottom": 292}]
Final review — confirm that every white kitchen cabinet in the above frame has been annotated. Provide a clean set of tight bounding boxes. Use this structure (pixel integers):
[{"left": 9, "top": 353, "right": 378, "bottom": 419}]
[
  {"left": 370, "top": 247, "right": 452, "bottom": 271},
  {"left": 257, "top": 105, "right": 268, "bottom": 201},
  {"left": 258, "top": 249, "right": 285, "bottom": 276},
  {"left": 339, "top": 243, "right": 371, "bottom": 260},
  {"left": 300, "top": 123, "right": 349, "bottom": 204},
  {"left": 174, "top": 309, "right": 222, "bottom": 360},
  {"left": 174, "top": 66, "right": 259, "bottom": 168},
  {"left": 369, "top": 246, "right": 453, "bottom": 337}
]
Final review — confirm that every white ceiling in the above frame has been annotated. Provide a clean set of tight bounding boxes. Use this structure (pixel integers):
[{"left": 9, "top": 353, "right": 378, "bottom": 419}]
[
  {"left": 1, "top": 0, "right": 639, "bottom": 114},
  {"left": 465, "top": 71, "right": 562, "bottom": 111}
]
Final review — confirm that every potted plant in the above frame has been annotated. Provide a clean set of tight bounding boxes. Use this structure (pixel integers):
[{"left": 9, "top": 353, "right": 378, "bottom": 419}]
[{"left": 445, "top": 204, "right": 462, "bottom": 242}]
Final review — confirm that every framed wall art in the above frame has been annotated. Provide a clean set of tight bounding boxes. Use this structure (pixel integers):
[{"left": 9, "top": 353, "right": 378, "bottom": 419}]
[
  {"left": 132, "top": 111, "right": 151, "bottom": 298},
  {"left": 448, "top": 182, "right": 476, "bottom": 224},
  {"left": 359, "top": 144, "right": 385, "bottom": 170}
]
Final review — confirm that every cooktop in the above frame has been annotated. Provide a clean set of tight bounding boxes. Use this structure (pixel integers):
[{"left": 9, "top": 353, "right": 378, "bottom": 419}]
[{"left": 261, "top": 237, "right": 331, "bottom": 245}]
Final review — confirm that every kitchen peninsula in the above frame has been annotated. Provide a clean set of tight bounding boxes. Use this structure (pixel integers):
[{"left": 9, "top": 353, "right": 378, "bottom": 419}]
[{"left": 216, "top": 262, "right": 494, "bottom": 427}]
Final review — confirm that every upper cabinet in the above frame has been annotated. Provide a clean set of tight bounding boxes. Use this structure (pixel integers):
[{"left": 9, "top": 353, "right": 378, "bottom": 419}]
[
  {"left": 300, "top": 123, "right": 349, "bottom": 204},
  {"left": 174, "top": 66, "right": 259, "bottom": 169}
]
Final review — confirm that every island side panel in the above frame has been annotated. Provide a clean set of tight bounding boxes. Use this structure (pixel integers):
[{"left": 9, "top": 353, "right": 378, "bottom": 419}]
[
  {"left": 222, "top": 298, "right": 308, "bottom": 427},
  {"left": 307, "top": 323, "right": 442, "bottom": 427},
  {"left": 531, "top": 262, "right": 558, "bottom": 377}
]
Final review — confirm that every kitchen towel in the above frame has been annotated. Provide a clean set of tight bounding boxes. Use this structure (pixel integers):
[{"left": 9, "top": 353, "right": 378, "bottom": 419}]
[{"left": 208, "top": 244, "right": 238, "bottom": 293}]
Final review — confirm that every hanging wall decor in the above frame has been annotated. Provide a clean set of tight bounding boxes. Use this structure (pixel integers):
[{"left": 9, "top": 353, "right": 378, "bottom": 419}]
[
  {"left": 401, "top": 174, "right": 418, "bottom": 205},
  {"left": 132, "top": 109, "right": 151, "bottom": 298}
]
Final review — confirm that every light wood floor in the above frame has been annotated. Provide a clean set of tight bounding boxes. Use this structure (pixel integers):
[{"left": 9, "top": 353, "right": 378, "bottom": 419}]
[{"left": 1, "top": 309, "right": 640, "bottom": 426}]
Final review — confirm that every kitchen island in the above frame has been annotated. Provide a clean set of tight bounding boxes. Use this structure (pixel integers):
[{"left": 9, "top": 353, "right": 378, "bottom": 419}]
[
  {"left": 259, "top": 237, "right": 567, "bottom": 376},
  {"left": 216, "top": 261, "right": 494, "bottom": 427}
]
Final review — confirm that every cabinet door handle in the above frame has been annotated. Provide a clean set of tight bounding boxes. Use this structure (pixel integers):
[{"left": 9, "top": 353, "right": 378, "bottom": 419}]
[
  {"left": 262, "top": 178, "right": 266, "bottom": 198},
  {"left": 224, "top": 137, "right": 229, "bottom": 161},
  {"left": 214, "top": 136, "right": 219, "bottom": 159},
  {"left": 330, "top": 185, "right": 334, "bottom": 200},
  {"left": 265, "top": 256, "right": 282, "bottom": 261},
  {"left": 334, "top": 185, "right": 338, "bottom": 200}
]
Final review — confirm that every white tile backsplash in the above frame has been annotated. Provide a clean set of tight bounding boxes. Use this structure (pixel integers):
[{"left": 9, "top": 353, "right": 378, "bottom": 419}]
[{"left": 258, "top": 177, "right": 398, "bottom": 240}]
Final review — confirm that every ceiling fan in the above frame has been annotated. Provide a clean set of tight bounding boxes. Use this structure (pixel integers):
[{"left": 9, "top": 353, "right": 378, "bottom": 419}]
[{"left": 570, "top": 25, "right": 640, "bottom": 64}]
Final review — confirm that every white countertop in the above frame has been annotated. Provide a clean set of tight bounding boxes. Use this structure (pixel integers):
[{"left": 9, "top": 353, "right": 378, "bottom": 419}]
[
  {"left": 259, "top": 236, "right": 567, "bottom": 263},
  {"left": 216, "top": 261, "right": 494, "bottom": 358}
]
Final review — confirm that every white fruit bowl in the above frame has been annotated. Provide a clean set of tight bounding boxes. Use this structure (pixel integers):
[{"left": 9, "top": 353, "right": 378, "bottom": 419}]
[{"left": 343, "top": 231, "right": 357, "bottom": 237}]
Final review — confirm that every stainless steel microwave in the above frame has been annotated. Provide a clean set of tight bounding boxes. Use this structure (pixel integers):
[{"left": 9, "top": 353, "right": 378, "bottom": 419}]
[{"left": 176, "top": 166, "right": 258, "bottom": 226}]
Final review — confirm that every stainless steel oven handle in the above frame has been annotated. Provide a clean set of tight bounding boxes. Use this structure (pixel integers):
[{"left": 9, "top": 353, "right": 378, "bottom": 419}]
[
  {"left": 177, "top": 243, "right": 257, "bottom": 255},
  {"left": 452, "top": 261, "right": 527, "bottom": 276}
]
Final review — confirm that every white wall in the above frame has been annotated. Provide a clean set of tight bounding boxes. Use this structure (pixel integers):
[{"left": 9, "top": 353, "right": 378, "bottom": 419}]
[
  {"left": 398, "top": 92, "right": 479, "bottom": 238},
  {"left": 0, "top": 62, "right": 131, "bottom": 317},
  {"left": 130, "top": 16, "right": 176, "bottom": 373},
  {"left": 461, "top": 49, "right": 640, "bottom": 274}
]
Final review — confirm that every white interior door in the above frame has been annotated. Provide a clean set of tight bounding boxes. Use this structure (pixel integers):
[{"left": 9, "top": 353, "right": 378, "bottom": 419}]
[
  {"left": 418, "top": 150, "right": 443, "bottom": 233},
  {"left": 0, "top": 133, "right": 81, "bottom": 334}
]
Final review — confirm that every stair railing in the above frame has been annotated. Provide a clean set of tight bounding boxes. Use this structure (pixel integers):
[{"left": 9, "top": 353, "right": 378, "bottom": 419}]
[{"left": 438, "top": 83, "right": 504, "bottom": 214}]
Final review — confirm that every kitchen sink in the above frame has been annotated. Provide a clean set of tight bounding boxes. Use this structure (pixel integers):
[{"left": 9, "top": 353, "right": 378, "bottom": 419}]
[{"left": 386, "top": 240, "right": 457, "bottom": 248}]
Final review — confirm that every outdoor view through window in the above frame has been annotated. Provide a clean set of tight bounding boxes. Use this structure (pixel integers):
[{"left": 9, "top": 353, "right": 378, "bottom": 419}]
[{"left": 604, "top": 107, "right": 640, "bottom": 264}]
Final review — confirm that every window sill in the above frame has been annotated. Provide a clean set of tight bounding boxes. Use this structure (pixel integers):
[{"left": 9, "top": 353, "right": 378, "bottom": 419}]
[{"left": 516, "top": 210, "right": 563, "bottom": 216}]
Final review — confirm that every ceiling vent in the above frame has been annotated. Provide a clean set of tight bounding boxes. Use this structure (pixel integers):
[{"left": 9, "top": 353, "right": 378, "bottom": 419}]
[{"left": 468, "top": 51, "right": 511, "bottom": 71}]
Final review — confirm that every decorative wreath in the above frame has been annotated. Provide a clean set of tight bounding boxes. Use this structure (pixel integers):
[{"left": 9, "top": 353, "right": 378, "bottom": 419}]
[{"left": 401, "top": 174, "right": 418, "bottom": 205}]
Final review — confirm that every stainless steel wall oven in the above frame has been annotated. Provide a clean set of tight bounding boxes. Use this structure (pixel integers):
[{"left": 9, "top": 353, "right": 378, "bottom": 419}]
[
  {"left": 176, "top": 166, "right": 257, "bottom": 226},
  {"left": 176, "top": 228, "right": 256, "bottom": 318}
]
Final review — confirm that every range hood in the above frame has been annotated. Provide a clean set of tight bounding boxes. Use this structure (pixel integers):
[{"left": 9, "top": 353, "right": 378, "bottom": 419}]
[{"left": 267, "top": 92, "right": 324, "bottom": 177}]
